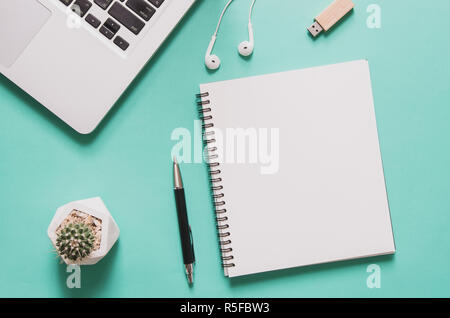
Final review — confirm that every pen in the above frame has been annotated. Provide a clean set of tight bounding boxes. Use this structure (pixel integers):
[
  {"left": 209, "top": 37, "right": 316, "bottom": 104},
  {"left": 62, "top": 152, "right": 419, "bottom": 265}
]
[{"left": 173, "top": 157, "right": 195, "bottom": 284}]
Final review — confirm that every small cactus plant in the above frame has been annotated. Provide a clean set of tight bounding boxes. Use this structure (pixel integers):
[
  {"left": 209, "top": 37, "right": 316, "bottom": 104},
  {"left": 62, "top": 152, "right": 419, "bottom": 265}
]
[{"left": 56, "top": 222, "right": 96, "bottom": 262}]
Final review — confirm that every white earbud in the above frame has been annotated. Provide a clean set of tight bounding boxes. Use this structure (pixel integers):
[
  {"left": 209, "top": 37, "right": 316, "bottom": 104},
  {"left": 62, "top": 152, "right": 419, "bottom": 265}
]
[
  {"left": 238, "top": 0, "right": 256, "bottom": 57},
  {"left": 205, "top": 35, "right": 221, "bottom": 70},
  {"left": 205, "top": 0, "right": 234, "bottom": 70},
  {"left": 238, "top": 23, "right": 254, "bottom": 57}
]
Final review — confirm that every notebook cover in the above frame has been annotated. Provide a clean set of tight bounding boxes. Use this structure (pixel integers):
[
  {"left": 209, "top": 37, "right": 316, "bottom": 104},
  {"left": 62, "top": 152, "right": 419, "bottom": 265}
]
[{"left": 199, "top": 60, "right": 395, "bottom": 278}]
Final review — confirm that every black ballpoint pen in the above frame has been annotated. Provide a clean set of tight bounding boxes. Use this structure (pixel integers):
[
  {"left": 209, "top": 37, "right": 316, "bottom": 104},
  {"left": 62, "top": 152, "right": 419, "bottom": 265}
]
[{"left": 173, "top": 157, "right": 195, "bottom": 284}]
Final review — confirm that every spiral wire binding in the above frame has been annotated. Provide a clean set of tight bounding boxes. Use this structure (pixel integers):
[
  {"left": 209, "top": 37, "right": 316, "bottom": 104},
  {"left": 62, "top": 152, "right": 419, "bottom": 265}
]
[{"left": 196, "top": 92, "right": 235, "bottom": 268}]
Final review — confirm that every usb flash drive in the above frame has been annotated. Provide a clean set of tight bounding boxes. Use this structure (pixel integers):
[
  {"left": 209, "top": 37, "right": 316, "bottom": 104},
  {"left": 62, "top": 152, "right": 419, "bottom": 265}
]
[{"left": 308, "top": 0, "right": 354, "bottom": 37}]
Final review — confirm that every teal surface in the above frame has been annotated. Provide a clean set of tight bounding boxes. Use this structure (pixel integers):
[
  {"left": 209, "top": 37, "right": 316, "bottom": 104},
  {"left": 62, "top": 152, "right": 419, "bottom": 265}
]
[{"left": 0, "top": 0, "right": 449, "bottom": 298}]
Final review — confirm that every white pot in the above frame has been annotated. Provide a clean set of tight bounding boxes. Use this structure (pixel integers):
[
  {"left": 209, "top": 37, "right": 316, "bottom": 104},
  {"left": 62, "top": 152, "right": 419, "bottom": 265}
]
[{"left": 47, "top": 197, "right": 120, "bottom": 265}]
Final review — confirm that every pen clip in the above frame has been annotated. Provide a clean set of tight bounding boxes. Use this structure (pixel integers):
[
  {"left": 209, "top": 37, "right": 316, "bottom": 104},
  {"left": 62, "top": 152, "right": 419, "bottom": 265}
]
[{"left": 189, "top": 225, "right": 195, "bottom": 263}]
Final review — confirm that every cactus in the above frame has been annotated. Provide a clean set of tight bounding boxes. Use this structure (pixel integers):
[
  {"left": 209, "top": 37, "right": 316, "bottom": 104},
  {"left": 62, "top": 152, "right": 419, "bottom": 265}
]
[{"left": 56, "top": 222, "right": 95, "bottom": 262}]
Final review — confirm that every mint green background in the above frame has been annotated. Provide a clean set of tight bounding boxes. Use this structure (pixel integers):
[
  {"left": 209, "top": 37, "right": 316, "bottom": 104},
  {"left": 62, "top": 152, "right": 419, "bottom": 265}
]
[{"left": 0, "top": 0, "right": 449, "bottom": 298}]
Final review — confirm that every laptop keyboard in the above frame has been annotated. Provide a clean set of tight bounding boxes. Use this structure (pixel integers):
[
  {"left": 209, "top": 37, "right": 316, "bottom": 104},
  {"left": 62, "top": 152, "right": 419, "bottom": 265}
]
[{"left": 59, "top": 0, "right": 165, "bottom": 51}]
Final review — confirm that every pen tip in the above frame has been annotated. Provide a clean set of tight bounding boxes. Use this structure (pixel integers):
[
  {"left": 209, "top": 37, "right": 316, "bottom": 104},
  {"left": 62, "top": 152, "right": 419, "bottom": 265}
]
[{"left": 173, "top": 156, "right": 177, "bottom": 164}]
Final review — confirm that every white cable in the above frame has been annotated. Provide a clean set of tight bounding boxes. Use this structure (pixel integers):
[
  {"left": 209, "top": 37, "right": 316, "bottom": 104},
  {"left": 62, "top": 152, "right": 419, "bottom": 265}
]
[
  {"left": 214, "top": 0, "right": 234, "bottom": 37},
  {"left": 249, "top": 0, "right": 256, "bottom": 23}
]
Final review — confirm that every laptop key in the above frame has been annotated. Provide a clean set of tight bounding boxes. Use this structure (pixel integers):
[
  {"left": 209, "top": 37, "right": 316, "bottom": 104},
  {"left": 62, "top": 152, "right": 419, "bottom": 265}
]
[
  {"left": 71, "top": 0, "right": 92, "bottom": 18},
  {"left": 60, "top": 0, "right": 74, "bottom": 6},
  {"left": 99, "top": 26, "right": 114, "bottom": 39},
  {"left": 94, "top": 0, "right": 113, "bottom": 10},
  {"left": 104, "top": 18, "right": 121, "bottom": 33},
  {"left": 126, "top": 0, "right": 156, "bottom": 22},
  {"left": 148, "top": 0, "right": 164, "bottom": 8},
  {"left": 113, "top": 36, "right": 130, "bottom": 51},
  {"left": 108, "top": 2, "right": 145, "bottom": 35},
  {"left": 85, "top": 14, "right": 101, "bottom": 28}
]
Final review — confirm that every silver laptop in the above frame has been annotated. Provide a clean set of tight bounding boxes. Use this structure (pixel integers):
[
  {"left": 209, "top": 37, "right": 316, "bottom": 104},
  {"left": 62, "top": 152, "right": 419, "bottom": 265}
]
[{"left": 0, "top": 0, "right": 195, "bottom": 134}]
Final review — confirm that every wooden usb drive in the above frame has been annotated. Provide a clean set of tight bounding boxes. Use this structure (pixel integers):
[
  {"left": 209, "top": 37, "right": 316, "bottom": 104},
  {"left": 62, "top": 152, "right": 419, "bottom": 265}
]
[{"left": 308, "top": 0, "right": 354, "bottom": 37}]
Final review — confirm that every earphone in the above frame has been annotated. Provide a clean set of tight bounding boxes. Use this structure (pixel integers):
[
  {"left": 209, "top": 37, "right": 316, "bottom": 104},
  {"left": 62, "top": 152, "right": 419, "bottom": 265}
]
[
  {"left": 205, "top": 0, "right": 257, "bottom": 70},
  {"left": 238, "top": 0, "right": 256, "bottom": 57},
  {"left": 205, "top": 34, "right": 220, "bottom": 70},
  {"left": 205, "top": 0, "right": 234, "bottom": 70}
]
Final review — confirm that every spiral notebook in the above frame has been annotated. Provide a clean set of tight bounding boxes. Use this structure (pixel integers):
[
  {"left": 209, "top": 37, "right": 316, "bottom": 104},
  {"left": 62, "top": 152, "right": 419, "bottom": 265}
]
[{"left": 197, "top": 60, "right": 395, "bottom": 278}]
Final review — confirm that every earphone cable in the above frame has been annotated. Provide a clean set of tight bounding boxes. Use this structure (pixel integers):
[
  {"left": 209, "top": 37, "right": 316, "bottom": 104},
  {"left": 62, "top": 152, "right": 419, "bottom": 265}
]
[
  {"left": 249, "top": 0, "right": 256, "bottom": 23},
  {"left": 214, "top": 0, "right": 234, "bottom": 37}
]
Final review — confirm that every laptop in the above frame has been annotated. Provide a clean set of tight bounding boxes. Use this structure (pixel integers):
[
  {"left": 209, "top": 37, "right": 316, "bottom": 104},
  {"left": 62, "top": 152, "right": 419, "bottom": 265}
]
[{"left": 0, "top": 0, "right": 196, "bottom": 134}]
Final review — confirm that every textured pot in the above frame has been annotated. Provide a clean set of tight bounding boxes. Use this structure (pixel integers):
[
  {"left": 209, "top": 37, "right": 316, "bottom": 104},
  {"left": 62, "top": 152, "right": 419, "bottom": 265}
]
[{"left": 47, "top": 197, "right": 120, "bottom": 265}]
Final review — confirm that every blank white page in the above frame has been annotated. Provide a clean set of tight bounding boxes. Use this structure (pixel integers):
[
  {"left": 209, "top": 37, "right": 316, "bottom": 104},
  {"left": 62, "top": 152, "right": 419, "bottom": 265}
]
[{"left": 199, "top": 60, "right": 395, "bottom": 278}]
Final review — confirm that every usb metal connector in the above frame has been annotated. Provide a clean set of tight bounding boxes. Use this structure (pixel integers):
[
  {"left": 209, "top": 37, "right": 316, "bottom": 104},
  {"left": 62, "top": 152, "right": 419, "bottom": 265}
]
[{"left": 307, "top": 21, "right": 323, "bottom": 37}]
